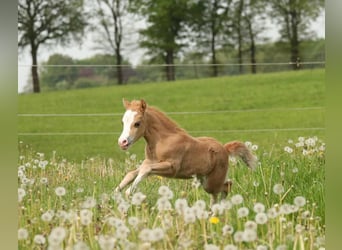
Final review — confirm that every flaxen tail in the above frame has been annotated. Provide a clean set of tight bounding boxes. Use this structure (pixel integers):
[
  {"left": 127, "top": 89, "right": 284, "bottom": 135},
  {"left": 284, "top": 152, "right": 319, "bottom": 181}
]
[{"left": 224, "top": 141, "right": 257, "bottom": 170}]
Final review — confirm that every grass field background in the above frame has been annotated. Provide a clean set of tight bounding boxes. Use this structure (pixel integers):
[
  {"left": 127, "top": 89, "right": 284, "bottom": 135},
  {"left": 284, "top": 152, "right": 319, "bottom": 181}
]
[
  {"left": 18, "top": 69, "right": 325, "bottom": 162},
  {"left": 18, "top": 69, "right": 325, "bottom": 249}
]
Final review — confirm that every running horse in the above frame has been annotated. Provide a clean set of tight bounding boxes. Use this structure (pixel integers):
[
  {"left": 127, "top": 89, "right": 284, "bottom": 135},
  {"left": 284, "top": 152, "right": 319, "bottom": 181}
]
[{"left": 115, "top": 99, "right": 257, "bottom": 204}]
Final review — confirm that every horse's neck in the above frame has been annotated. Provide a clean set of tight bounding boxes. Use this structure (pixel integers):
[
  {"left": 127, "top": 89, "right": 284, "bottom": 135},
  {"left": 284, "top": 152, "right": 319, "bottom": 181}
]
[{"left": 143, "top": 108, "right": 184, "bottom": 146}]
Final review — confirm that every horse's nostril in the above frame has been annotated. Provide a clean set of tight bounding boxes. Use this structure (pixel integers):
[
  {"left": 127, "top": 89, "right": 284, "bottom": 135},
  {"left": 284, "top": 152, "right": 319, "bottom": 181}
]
[{"left": 121, "top": 139, "right": 128, "bottom": 145}]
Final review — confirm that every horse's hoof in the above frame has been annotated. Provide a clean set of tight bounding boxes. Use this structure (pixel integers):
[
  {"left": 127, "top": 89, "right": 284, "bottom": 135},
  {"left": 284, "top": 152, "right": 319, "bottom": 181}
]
[{"left": 114, "top": 187, "right": 121, "bottom": 193}]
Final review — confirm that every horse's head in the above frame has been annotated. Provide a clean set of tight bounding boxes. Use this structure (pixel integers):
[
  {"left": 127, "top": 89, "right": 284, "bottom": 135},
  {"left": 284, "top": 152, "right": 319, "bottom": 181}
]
[{"left": 118, "top": 99, "right": 147, "bottom": 150}]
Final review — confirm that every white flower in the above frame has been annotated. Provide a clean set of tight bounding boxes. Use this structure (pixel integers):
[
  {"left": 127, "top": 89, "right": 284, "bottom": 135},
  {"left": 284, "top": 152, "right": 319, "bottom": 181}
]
[
  {"left": 244, "top": 221, "right": 257, "bottom": 231},
  {"left": 81, "top": 197, "right": 97, "bottom": 209},
  {"left": 294, "top": 196, "right": 306, "bottom": 207},
  {"left": 284, "top": 146, "right": 293, "bottom": 153},
  {"left": 131, "top": 192, "right": 146, "bottom": 206},
  {"left": 48, "top": 227, "right": 66, "bottom": 246},
  {"left": 139, "top": 228, "right": 152, "bottom": 242},
  {"left": 40, "top": 177, "right": 48, "bottom": 184},
  {"left": 158, "top": 185, "right": 173, "bottom": 199},
  {"left": 55, "top": 187, "right": 66, "bottom": 197},
  {"left": 115, "top": 225, "right": 130, "bottom": 240},
  {"left": 222, "top": 224, "right": 234, "bottom": 236},
  {"left": 275, "top": 244, "right": 287, "bottom": 250},
  {"left": 305, "top": 138, "right": 316, "bottom": 147},
  {"left": 211, "top": 203, "right": 224, "bottom": 215},
  {"left": 191, "top": 176, "right": 201, "bottom": 188},
  {"left": 253, "top": 202, "right": 265, "bottom": 213},
  {"left": 18, "top": 228, "right": 29, "bottom": 240},
  {"left": 267, "top": 207, "right": 278, "bottom": 219},
  {"left": 220, "top": 199, "right": 233, "bottom": 210},
  {"left": 251, "top": 144, "right": 258, "bottom": 151},
  {"left": 224, "top": 244, "right": 238, "bottom": 250},
  {"left": 128, "top": 216, "right": 140, "bottom": 227},
  {"left": 231, "top": 194, "right": 243, "bottom": 205},
  {"left": 74, "top": 241, "right": 90, "bottom": 250},
  {"left": 233, "top": 231, "right": 244, "bottom": 242},
  {"left": 256, "top": 245, "right": 268, "bottom": 250},
  {"left": 175, "top": 198, "right": 188, "bottom": 215},
  {"left": 41, "top": 211, "right": 54, "bottom": 222},
  {"left": 243, "top": 229, "right": 257, "bottom": 242},
  {"left": 245, "top": 141, "right": 252, "bottom": 147},
  {"left": 204, "top": 244, "right": 220, "bottom": 250},
  {"left": 156, "top": 197, "right": 172, "bottom": 211},
  {"left": 33, "top": 234, "right": 46, "bottom": 245},
  {"left": 255, "top": 213, "right": 268, "bottom": 224},
  {"left": 184, "top": 207, "right": 196, "bottom": 224},
  {"left": 237, "top": 207, "right": 249, "bottom": 218},
  {"left": 273, "top": 184, "right": 284, "bottom": 195},
  {"left": 18, "top": 188, "right": 26, "bottom": 202},
  {"left": 98, "top": 235, "right": 116, "bottom": 250},
  {"left": 117, "top": 201, "right": 130, "bottom": 214},
  {"left": 150, "top": 228, "right": 164, "bottom": 242},
  {"left": 295, "top": 224, "right": 305, "bottom": 233},
  {"left": 194, "top": 200, "right": 206, "bottom": 210},
  {"left": 196, "top": 209, "right": 209, "bottom": 220},
  {"left": 80, "top": 209, "right": 93, "bottom": 226}
]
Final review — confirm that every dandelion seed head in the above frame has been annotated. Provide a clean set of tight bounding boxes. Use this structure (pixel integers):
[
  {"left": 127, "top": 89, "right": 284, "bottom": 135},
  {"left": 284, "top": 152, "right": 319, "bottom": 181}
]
[
  {"left": 255, "top": 212, "right": 268, "bottom": 224},
  {"left": 231, "top": 194, "right": 244, "bottom": 205},
  {"left": 139, "top": 228, "right": 152, "bottom": 242},
  {"left": 251, "top": 144, "right": 258, "bottom": 151},
  {"left": 131, "top": 192, "right": 146, "bottom": 206},
  {"left": 81, "top": 197, "right": 96, "bottom": 209},
  {"left": 97, "top": 235, "right": 116, "bottom": 250},
  {"left": 222, "top": 224, "right": 234, "bottom": 236},
  {"left": 18, "top": 188, "right": 26, "bottom": 202},
  {"left": 224, "top": 244, "right": 238, "bottom": 250},
  {"left": 204, "top": 244, "right": 220, "bottom": 250},
  {"left": 128, "top": 216, "right": 140, "bottom": 227},
  {"left": 33, "top": 234, "right": 46, "bottom": 245},
  {"left": 237, "top": 207, "right": 249, "bottom": 218},
  {"left": 41, "top": 211, "right": 54, "bottom": 222},
  {"left": 211, "top": 203, "right": 224, "bottom": 215},
  {"left": 117, "top": 201, "right": 130, "bottom": 214},
  {"left": 175, "top": 198, "right": 188, "bottom": 215},
  {"left": 156, "top": 197, "right": 172, "bottom": 211},
  {"left": 194, "top": 200, "right": 206, "bottom": 210},
  {"left": 295, "top": 224, "right": 305, "bottom": 233},
  {"left": 256, "top": 245, "right": 268, "bottom": 250},
  {"left": 73, "top": 241, "right": 90, "bottom": 250},
  {"left": 284, "top": 146, "right": 293, "bottom": 153},
  {"left": 220, "top": 199, "right": 233, "bottom": 210},
  {"left": 233, "top": 231, "right": 244, "bottom": 242},
  {"left": 18, "top": 228, "right": 29, "bottom": 240},
  {"left": 294, "top": 196, "right": 306, "bottom": 207},
  {"left": 267, "top": 207, "right": 278, "bottom": 219},
  {"left": 275, "top": 244, "right": 287, "bottom": 250},
  {"left": 55, "top": 186, "right": 66, "bottom": 197},
  {"left": 253, "top": 202, "right": 265, "bottom": 213},
  {"left": 244, "top": 220, "right": 257, "bottom": 231},
  {"left": 158, "top": 185, "right": 173, "bottom": 199},
  {"left": 243, "top": 228, "right": 257, "bottom": 242},
  {"left": 48, "top": 226, "right": 66, "bottom": 246},
  {"left": 273, "top": 184, "right": 284, "bottom": 195},
  {"left": 115, "top": 225, "right": 130, "bottom": 239}
]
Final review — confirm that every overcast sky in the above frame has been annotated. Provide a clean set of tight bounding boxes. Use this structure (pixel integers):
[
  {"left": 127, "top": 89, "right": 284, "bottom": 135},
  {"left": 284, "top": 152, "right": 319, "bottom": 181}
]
[{"left": 18, "top": 11, "right": 325, "bottom": 93}]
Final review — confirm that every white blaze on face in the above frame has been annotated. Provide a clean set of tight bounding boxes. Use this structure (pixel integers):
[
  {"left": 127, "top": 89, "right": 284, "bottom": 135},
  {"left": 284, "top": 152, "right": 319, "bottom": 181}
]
[{"left": 118, "top": 110, "right": 137, "bottom": 146}]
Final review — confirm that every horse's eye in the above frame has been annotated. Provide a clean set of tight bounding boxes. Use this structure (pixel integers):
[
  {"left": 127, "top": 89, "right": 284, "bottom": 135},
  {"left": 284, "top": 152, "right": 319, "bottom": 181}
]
[{"left": 134, "top": 122, "right": 141, "bottom": 128}]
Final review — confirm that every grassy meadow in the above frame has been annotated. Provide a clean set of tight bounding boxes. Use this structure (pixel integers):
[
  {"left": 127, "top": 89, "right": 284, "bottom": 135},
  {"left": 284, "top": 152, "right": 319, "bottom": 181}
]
[{"left": 18, "top": 69, "right": 325, "bottom": 249}]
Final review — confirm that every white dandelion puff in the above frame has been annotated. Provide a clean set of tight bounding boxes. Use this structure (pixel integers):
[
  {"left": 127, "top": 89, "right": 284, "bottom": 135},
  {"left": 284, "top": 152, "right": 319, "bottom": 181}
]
[
  {"left": 128, "top": 216, "right": 140, "bottom": 227},
  {"left": 48, "top": 226, "right": 66, "bottom": 246},
  {"left": 41, "top": 211, "right": 54, "bottom": 222},
  {"left": 131, "top": 192, "right": 146, "bottom": 206},
  {"left": 284, "top": 146, "right": 293, "bottom": 154},
  {"left": 233, "top": 231, "right": 244, "bottom": 242},
  {"left": 55, "top": 187, "right": 66, "bottom": 197},
  {"left": 243, "top": 229, "right": 257, "bottom": 242},
  {"left": 267, "top": 207, "right": 278, "bottom": 219},
  {"left": 156, "top": 197, "right": 172, "bottom": 211},
  {"left": 253, "top": 202, "right": 265, "bottom": 213},
  {"left": 231, "top": 194, "right": 243, "bottom": 205},
  {"left": 81, "top": 197, "right": 96, "bottom": 209},
  {"left": 33, "top": 234, "right": 46, "bottom": 245},
  {"left": 194, "top": 200, "right": 206, "bottom": 211},
  {"left": 237, "top": 207, "right": 249, "bottom": 218},
  {"left": 158, "top": 185, "right": 173, "bottom": 199},
  {"left": 139, "top": 228, "right": 152, "bottom": 242},
  {"left": 97, "top": 235, "right": 116, "bottom": 250},
  {"left": 244, "top": 221, "right": 257, "bottom": 231},
  {"left": 18, "top": 188, "right": 26, "bottom": 202},
  {"left": 204, "top": 244, "right": 220, "bottom": 250},
  {"left": 175, "top": 198, "right": 188, "bottom": 215},
  {"left": 224, "top": 244, "right": 238, "bottom": 250},
  {"left": 73, "top": 241, "right": 90, "bottom": 250},
  {"left": 255, "top": 213, "right": 268, "bottom": 224},
  {"left": 273, "top": 184, "right": 284, "bottom": 195},
  {"left": 18, "top": 228, "right": 29, "bottom": 240},
  {"left": 294, "top": 196, "right": 306, "bottom": 207},
  {"left": 222, "top": 224, "right": 234, "bottom": 236}
]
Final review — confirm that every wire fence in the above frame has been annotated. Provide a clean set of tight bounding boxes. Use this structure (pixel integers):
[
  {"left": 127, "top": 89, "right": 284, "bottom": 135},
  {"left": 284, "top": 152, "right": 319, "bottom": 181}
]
[
  {"left": 18, "top": 107, "right": 325, "bottom": 136},
  {"left": 18, "top": 60, "right": 325, "bottom": 90}
]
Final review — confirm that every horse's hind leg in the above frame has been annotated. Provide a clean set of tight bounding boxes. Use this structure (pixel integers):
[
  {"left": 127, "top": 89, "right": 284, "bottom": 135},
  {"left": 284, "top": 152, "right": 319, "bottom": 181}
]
[{"left": 220, "top": 180, "right": 233, "bottom": 199}]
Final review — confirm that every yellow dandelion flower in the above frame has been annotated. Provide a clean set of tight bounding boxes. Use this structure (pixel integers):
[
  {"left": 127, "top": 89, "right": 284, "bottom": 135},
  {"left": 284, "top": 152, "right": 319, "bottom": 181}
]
[{"left": 209, "top": 216, "right": 220, "bottom": 224}]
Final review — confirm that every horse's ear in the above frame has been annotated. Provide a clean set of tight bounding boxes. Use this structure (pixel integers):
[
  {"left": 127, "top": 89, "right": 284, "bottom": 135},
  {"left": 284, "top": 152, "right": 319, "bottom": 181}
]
[
  {"left": 122, "top": 98, "right": 130, "bottom": 109},
  {"left": 140, "top": 99, "right": 147, "bottom": 113}
]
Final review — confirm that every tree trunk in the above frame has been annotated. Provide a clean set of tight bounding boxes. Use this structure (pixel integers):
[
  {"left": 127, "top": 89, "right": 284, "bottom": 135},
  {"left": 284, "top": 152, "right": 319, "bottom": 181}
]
[
  {"left": 290, "top": 10, "right": 300, "bottom": 70},
  {"left": 116, "top": 47, "right": 123, "bottom": 84},
  {"left": 31, "top": 47, "right": 40, "bottom": 93},
  {"left": 247, "top": 19, "right": 256, "bottom": 74},
  {"left": 165, "top": 50, "right": 175, "bottom": 81},
  {"left": 236, "top": 0, "right": 244, "bottom": 74}
]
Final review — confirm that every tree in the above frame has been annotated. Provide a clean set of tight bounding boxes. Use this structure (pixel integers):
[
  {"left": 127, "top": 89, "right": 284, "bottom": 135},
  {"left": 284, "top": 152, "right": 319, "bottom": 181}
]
[
  {"left": 93, "top": 0, "right": 128, "bottom": 85},
  {"left": 18, "top": 0, "right": 87, "bottom": 93},
  {"left": 190, "top": 0, "right": 233, "bottom": 77},
  {"left": 268, "top": 0, "right": 324, "bottom": 70},
  {"left": 129, "top": 0, "right": 190, "bottom": 81}
]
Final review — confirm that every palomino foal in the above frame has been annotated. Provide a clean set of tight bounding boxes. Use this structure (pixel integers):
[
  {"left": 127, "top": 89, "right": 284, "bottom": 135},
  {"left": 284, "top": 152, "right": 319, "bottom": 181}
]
[{"left": 116, "top": 99, "right": 257, "bottom": 204}]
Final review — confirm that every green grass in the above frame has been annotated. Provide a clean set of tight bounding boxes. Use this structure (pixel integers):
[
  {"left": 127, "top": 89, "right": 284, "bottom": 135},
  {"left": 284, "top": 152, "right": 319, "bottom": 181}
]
[
  {"left": 17, "top": 69, "right": 325, "bottom": 249},
  {"left": 18, "top": 69, "right": 325, "bottom": 162}
]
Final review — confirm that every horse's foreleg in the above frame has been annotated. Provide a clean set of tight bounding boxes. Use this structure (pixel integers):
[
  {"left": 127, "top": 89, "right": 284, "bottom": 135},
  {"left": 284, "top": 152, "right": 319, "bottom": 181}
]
[
  {"left": 126, "top": 161, "right": 173, "bottom": 196},
  {"left": 115, "top": 169, "right": 139, "bottom": 192}
]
